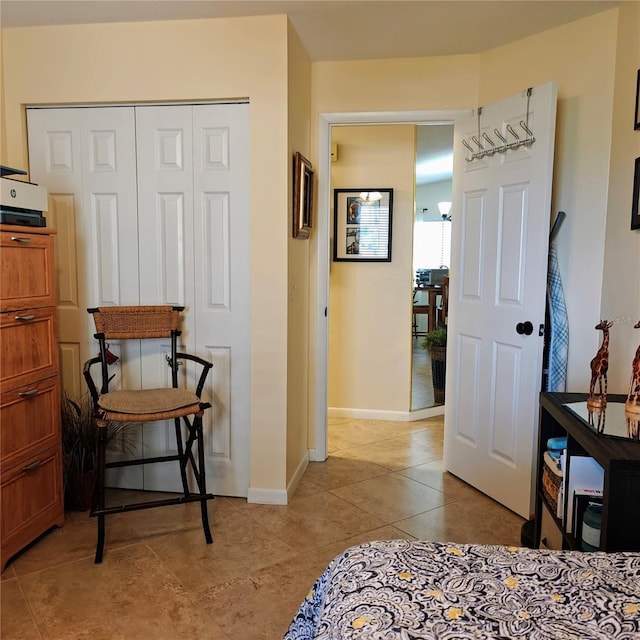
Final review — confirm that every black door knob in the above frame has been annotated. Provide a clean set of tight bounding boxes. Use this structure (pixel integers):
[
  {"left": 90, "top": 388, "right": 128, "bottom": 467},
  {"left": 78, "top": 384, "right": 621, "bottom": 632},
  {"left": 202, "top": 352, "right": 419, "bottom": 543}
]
[{"left": 516, "top": 321, "right": 534, "bottom": 335}]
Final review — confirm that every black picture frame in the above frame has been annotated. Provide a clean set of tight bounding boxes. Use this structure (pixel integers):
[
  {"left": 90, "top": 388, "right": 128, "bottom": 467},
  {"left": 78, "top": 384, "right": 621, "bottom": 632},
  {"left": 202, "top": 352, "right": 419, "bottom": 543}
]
[
  {"left": 293, "top": 151, "right": 314, "bottom": 239},
  {"left": 632, "top": 157, "right": 640, "bottom": 230},
  {"left": 635, "top": 69, "right": 640, "bottom": 130},
  {"left": 333, "top": 188, "right": 393, "bottom": 262}
]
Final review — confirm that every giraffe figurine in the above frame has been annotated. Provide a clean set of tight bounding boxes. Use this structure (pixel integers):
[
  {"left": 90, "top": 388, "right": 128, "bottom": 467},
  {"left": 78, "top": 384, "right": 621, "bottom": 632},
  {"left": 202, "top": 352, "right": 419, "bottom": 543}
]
[
  {"left": 588, "top": 320, "right": 614, "bottom": 408},
  {"left": 625, "top": 320, "right": 640, "bottom": 415}
]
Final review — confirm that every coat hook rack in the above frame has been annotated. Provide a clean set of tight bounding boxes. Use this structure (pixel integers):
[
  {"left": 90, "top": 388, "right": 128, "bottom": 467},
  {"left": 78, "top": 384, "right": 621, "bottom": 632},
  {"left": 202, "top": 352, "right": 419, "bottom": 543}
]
[{"left": 462, "top": 88, "right": 536, "bottom": 162}]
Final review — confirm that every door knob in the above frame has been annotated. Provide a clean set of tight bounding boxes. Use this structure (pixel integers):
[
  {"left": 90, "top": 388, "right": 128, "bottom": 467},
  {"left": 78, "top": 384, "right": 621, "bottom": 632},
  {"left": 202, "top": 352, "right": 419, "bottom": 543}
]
[{"left": 516, "top": 321, "right": 534, "bottom": 335}]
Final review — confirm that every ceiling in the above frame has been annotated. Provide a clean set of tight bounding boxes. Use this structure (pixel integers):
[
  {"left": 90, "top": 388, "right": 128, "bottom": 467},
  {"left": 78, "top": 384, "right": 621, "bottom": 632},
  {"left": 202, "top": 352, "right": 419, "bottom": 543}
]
[
  {"left": 0, "top": 1, "right": 621, "bottom": 62},
  {"left": 0, "top": 0, "right": 621, "bottom": 184}
]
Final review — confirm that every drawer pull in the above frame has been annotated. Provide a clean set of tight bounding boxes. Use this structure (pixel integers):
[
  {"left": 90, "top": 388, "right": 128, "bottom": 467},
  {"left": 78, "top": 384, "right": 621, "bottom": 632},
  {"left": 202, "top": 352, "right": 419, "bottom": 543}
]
[
  {"left": 22, "top": 460, "right": 41, "bottom": 472},
  {"left": 18, "top": 387, "right": 39, "bottom": 398},
  {"left": 10, "top": 236, "right": 32, "bottom": 244},
  {"left": 15, "top": 314, "right": 35, "bottom": 322}
]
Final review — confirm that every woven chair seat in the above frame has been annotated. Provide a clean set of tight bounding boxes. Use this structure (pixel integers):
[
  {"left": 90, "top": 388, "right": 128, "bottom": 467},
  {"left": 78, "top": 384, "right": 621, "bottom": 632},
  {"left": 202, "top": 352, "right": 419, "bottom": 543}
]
[{"left": 98, "top": 388, "right": 203, "bottom": 422}]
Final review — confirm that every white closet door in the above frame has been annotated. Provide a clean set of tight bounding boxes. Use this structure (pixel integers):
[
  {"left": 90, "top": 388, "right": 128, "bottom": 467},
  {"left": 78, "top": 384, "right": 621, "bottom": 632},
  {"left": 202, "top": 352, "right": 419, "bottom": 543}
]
[
  {"left": 192, "top": 103, "right": 251, "bottom": 497},
  {"left": 27, "top": 106, "right": 144, "bottom": 488},
  {"left": 134, "top": 103, "right": 250, "bottom": 496},
  {"left": 28, "top": 103, "right": 250, "bottom": 497},
  {"left": 27, "top": 107, "right": 138, "bottom": 394},
  {"left": 134, "top": 105, "right": 195, "bottom": 492}
]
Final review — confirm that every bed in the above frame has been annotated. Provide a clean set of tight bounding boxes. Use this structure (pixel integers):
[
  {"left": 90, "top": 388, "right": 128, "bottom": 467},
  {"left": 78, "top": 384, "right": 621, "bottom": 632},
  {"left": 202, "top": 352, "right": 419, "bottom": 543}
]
[{"left": 284, "top": 539, "right": 640, "bottom": 639}]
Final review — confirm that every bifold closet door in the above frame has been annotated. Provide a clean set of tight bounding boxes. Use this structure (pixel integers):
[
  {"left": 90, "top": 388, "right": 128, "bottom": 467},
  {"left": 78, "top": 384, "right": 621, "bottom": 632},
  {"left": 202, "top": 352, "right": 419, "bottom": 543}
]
[
  {"left": 28, "top": 103, "right": 251, "bottom": 497},
  {"left": 27, "top": 107, "right": 145, "bottom": 489}
]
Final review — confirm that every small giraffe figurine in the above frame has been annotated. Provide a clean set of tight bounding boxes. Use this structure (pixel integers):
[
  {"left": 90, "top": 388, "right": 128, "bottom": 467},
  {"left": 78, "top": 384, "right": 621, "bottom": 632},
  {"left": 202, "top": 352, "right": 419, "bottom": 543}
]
[
  {"left": 626, "top": 320, "right": 640, "bottom": 414},
  {"left": 588, "top": 320, "right": 614, "bottom": 407}
]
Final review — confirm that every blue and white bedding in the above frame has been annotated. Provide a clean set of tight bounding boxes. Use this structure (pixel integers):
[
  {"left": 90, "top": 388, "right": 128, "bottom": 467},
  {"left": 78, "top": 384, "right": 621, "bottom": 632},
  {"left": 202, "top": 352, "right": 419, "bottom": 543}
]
[{"left": 284, "top": 540, "right": 640, "bottom": 639}]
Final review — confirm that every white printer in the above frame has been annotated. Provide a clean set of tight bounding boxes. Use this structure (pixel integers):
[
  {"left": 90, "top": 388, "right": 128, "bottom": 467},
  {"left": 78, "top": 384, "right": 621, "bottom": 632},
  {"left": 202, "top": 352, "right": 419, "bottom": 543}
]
[{"left": 0, "top": 165, "right": 48, "bottom": 227}]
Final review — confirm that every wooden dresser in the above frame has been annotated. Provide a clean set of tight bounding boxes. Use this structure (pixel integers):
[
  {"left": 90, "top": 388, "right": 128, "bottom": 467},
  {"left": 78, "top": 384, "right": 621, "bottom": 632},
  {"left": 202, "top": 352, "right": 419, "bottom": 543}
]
[{"left": 1, "top": 225, "right": 64, "bottom": 572}]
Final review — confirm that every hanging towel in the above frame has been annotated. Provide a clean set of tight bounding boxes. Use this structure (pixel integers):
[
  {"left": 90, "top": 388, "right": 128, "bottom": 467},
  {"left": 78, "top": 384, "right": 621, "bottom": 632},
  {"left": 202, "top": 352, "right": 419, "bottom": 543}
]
[{"left": 546, "top": 238, "right": 569, "bottom": 391}]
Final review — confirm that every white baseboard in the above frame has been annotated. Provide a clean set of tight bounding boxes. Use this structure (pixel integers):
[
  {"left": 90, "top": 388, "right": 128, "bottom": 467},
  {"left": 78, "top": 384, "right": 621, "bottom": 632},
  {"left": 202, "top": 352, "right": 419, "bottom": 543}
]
[
  {"left": 328, "top": 405, "right": 444, "bottom": 422},
  {"left": 287, "top": 451, "right": 309, "bottom": 501},
  {"left": 247, "top": 450, "right": 310, "bottom": 505},
  {"left": 247, "top": 487, "right": 288, "bottom": 505}
]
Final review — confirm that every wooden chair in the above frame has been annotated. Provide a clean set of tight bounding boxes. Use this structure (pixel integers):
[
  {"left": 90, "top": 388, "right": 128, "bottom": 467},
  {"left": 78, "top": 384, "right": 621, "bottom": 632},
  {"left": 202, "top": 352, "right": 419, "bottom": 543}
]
[{"left": 83, "top": 305, "right": 214, "bottom": 563}]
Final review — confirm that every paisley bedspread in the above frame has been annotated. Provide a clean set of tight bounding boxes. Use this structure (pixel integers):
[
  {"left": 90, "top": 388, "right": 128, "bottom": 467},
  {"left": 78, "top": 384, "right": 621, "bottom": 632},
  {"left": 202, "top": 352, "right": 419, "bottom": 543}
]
[{"left": 283, "top": 540, "right": 640, "bottom": 639}]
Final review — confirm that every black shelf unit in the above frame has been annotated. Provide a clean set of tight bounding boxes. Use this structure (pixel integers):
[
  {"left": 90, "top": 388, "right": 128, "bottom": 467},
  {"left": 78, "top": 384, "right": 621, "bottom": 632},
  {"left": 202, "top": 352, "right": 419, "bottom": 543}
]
[{"left": 536, "top": 392, "right": 640, "bottom": 552}]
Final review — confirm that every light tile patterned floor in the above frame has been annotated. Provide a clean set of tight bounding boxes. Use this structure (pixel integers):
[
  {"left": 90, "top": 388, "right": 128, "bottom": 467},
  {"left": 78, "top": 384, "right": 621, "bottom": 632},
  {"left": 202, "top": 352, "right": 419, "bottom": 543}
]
[{"left": 1, "top": 417, "right": 524, "bottom": 640}]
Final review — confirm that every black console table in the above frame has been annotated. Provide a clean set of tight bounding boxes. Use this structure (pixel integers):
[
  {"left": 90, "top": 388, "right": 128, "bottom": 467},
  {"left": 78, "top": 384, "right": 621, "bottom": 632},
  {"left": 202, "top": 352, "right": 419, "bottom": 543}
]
[{"left": 537, "top": 392, "right": 640, "bottom": 552}]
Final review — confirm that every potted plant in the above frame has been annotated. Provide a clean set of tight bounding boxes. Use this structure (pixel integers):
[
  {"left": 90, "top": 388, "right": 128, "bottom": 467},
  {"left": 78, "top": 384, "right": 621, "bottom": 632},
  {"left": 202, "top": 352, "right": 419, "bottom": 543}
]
[
  {"left": 60, "top": 393, "right": 128, "bottom": 511},
  {"left": 421, "top": 327, "right": 447, "bottom": 404}
]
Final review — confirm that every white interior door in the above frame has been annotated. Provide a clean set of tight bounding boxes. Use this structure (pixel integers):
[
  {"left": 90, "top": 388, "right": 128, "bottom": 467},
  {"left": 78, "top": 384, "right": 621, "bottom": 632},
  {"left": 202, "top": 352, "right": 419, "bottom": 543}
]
[
  {"left": 27, "top": 102, "right": 250, "bottom": 497},
  {"left": 444, "top": 82, "right": 557, "bottom": 518}
]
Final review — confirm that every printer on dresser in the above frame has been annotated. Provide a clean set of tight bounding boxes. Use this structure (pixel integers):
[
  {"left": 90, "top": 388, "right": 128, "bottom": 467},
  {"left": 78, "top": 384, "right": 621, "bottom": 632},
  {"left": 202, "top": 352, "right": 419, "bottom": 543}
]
[{"left": 0, "top": 220, "right": 64, "bottom": 571}]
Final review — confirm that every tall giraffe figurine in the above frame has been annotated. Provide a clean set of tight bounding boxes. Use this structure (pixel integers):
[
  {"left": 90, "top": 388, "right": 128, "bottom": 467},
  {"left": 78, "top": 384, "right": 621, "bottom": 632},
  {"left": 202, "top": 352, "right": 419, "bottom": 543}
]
[
  {"left": 588, "top": 320, "right": 614, "bottom": 409},
  {"left": 626, "top": 320, "right": 640, "bottom": 415}
]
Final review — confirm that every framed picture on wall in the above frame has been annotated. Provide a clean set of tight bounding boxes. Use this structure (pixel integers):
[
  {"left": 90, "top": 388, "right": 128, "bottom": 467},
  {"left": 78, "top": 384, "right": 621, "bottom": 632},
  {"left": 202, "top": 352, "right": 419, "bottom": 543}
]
[
  {"left": 293, "top": 151, "right": 314, "bottom": 239},
  {"left": 632, "top": 157, "right": 640, "bottom": 230},
  {"left": 333, "top": 189, "right": 393, "bottom": 262}
]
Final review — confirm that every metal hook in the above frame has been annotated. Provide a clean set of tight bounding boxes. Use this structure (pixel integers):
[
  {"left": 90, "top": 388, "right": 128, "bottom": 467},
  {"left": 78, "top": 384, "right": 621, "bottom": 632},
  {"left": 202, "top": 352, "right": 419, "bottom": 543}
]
[
  {"left": 506, "top": 124, "right": 520, "bottom": 141},
  {"left": 471, "top": 135, "right": 484, "bottom": 151},
  {"left": 520, "top": 120, "right": 535, "bottom": 146},
  {"left": 482, "top": 132, "right": 496, "bottom": 155},
  {"left": 462, "top": 139, "right": 475, "bottom": 154},
  {"left": 519, "top": 120, "right": 534, "bottom": 138},
  {"left": 493, "top": 128, "right": 507, "bottom": 144}
]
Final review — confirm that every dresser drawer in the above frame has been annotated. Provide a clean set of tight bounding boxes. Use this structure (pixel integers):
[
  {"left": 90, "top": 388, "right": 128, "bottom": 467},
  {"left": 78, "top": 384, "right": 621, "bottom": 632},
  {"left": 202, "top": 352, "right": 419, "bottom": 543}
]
[
  {"left": 0, "top": 230, "right": 56, "bottom": 312},
  {"left": 1, "top": 376, "right": 61, "bottom": 470},
  {"left": 1, "top": 443, "right": 64, "bottom": 567},
  {"left": 0, "top": 306, "right": 59, "bottom": 395}
]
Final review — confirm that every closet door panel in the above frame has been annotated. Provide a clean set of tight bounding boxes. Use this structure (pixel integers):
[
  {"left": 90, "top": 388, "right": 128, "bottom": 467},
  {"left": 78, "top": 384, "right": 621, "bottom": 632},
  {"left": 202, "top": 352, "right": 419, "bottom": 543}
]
[
  {"left": 80, "top": 108, "right": 139, "bottom": 308},
  {"left": 193, "top": 103, "right": 250, "bottom": 496},
  {"left": 135, "top": 106, "right": 195, "bottom": 491},
  {"left": 135, "top": 106, "right": 193, "bottom": 313},
  {"left": 27, "top": 108, "right": 139, "bottom": 398}
]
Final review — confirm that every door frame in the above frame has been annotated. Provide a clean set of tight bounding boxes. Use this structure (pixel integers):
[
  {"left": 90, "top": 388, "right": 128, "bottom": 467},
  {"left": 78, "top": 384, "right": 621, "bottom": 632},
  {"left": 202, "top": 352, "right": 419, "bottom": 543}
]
[{"left": 313, "top": 109, "right": 470, "bottom": 462}]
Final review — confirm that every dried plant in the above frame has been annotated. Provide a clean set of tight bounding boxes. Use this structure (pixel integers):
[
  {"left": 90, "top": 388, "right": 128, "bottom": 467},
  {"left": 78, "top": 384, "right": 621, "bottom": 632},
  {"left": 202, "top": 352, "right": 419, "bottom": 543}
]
[{"left": 60, "top": 392, "right": 132, "bottom": 486}]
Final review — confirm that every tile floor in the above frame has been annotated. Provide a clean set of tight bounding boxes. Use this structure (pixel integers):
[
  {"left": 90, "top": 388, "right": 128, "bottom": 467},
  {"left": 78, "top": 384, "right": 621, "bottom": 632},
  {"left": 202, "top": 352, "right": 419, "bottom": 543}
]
[
  {"left": 411, "top": 340, "right": 436, "bottom": 410},
  {"left": 1, "top": 416, "right": 525, "bottom": 640}
]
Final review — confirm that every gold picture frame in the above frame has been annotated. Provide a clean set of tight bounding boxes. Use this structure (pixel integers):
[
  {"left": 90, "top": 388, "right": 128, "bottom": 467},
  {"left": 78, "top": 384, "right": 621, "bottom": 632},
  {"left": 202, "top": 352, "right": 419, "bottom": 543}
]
[{"left": 293, "top": 151, "right": 314, "bottom": 239}]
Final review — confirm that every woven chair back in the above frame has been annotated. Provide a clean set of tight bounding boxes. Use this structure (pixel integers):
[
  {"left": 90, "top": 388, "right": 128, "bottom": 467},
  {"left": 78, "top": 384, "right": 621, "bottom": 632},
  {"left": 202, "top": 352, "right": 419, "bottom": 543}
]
[{"left": 91, "top": 306, "right": 180, "bottom": 339}]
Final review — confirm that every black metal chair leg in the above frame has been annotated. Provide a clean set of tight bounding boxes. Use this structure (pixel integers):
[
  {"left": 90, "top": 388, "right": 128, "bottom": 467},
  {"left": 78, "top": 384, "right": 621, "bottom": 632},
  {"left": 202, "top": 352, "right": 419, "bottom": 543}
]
[
  {"left": 174, "top": 417, "right": 190, "bottom": 496},
  {"left": 195, "top": 416, "right": 213, "bottom": 544},
  {"left": 93, "top": 425, "right": 107, "bottom": 564},
  {"left": 95, "top": 515, "right": 105, "bottom": 564}
]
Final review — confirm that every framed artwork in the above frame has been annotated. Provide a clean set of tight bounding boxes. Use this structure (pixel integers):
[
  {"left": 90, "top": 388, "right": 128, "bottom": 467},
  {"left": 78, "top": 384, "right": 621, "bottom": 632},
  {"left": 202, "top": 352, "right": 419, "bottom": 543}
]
[
  {"left": 293, "top": 151, "right": 314, "bottom": 239},
  {"left": 632, "top": 157, "right": 640, "bottom": 230},
  {"left": 635, "top": 69, "right": 640, "bottom": 130},
  {"left": 333, "top": 188, "right": 393, "bottom": 262}
]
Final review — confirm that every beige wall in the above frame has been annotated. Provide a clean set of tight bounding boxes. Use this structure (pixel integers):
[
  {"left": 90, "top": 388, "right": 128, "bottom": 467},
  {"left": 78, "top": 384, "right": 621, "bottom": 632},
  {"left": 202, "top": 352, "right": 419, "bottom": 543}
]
[
  {"left": 602, "top": 1, "right": 640, "bottom": 392},
  {"left": 1, "top": 15, "right": 292, "bottom": 497},
  {"left": 286, "top": 23, "right": 312, "bottom": 487},
  {"left": 329, "top": 125, "right": 415, "bottom": 412}
]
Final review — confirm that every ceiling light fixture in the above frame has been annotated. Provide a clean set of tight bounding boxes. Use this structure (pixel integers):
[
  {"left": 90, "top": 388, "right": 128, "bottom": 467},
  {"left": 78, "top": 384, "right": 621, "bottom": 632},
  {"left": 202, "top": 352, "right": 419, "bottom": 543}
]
[
  {"left": 437, "top": 201, "right": 452, "bottom": 220},
  {"left": 359, "top": 191, "right": 383, "bottom": 203}
]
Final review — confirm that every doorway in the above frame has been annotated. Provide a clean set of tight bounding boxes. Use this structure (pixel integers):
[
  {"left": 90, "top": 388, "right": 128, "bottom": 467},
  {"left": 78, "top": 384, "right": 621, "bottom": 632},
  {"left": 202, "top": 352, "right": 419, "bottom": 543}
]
[
  {"left": 411, "top": 124, "right": 454, "bottom": 411},
  {"left": 313, "top": 109, "right": 468, "bottom": 463}
]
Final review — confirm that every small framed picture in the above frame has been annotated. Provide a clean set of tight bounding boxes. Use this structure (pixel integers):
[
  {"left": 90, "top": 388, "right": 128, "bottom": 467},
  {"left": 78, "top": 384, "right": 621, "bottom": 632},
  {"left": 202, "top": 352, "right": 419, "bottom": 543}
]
[
  {"left": 632, "top": 157, "right": 640, "bottom": 230},
  {"left": 333, "top": 189, "right": 393, "bottom": 262},
  {"left": 293, "top": 152, "right": 314, "bottom": 239},
  {"left": 635, "top": 69, "right": 640, "bottom": 130}
]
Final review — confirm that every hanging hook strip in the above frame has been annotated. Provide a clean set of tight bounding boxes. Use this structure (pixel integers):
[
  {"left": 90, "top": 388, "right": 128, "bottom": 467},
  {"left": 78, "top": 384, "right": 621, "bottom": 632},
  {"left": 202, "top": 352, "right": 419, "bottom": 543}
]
[{"left": 462, "top": 88, "right": 536, "bottom": 162}]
